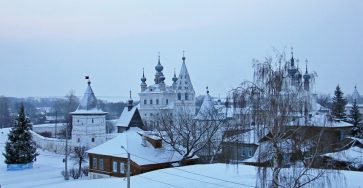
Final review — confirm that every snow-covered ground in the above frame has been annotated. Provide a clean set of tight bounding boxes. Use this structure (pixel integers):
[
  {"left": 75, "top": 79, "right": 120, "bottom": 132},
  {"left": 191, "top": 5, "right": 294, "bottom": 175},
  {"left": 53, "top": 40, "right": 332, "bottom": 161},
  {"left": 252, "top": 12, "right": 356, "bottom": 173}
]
[{"left": 1, "top": 127, "right": 363, "bottom": 188}]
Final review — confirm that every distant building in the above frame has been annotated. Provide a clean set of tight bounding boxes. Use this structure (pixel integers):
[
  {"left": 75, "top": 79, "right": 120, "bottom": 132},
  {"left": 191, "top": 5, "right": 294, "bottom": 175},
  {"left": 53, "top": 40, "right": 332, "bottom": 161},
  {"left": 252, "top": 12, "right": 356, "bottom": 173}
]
[
  {"left": 116, "top": 95, "right": 144, "bottom": 133},
  {"left": 138, "top": 53, "right": 196, "bottom": 129},
  {"left": 70, "top": 78, "right": 108, "bottom": 148},
  {"left": 346, "top": 86, "right": 363, "bottom": 114}
]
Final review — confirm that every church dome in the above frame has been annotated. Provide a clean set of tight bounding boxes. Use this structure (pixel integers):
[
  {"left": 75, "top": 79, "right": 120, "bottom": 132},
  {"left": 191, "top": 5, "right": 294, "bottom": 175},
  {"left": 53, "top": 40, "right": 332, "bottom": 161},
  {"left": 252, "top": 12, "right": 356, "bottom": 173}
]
[
  {"left": 303, "top": 72, "right": 310, "bottom": 80},
  {"left": 295, "top": 70, "right": 302, "bottom": 80},
  {"left": 155, "top": 56, "right": 163, "bottom": 72}
]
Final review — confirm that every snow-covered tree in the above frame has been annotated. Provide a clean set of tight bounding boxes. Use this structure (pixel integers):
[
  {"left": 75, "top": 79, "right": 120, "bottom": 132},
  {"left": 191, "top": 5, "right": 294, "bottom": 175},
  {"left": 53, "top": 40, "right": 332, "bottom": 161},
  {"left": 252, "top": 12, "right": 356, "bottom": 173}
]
[
  {"left": 3, "top": 104, "right": 38, "bottom": 164},
  {"left": 331, "top": 85, "right": 347, "bottom": 119}
]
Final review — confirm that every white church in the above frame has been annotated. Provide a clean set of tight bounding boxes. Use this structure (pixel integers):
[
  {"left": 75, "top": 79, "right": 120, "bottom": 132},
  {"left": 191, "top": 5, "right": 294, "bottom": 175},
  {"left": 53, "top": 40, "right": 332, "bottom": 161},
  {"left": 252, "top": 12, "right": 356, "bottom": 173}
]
[
  {"left": 138, "top": 53, "right": 196, "bottom": 129},
  {"left": 31, "top": 53, "right": 199, "bottom": 151}
]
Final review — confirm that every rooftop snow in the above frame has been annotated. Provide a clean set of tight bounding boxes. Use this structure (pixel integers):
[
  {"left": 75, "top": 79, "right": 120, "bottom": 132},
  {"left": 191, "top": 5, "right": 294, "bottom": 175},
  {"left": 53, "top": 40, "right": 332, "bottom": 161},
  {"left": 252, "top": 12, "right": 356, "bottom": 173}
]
[
  {"left": 87, "top": 127, "right": 184, "bottom": 165},
  {"left": 71, "top": 83, "right": 106, "bottom": 115},
  {"left": 116, "top": 106, "right": 137, "bottom": 128},
  {"left": 323, "top": 146, "right": 363, "bottom": 167}
]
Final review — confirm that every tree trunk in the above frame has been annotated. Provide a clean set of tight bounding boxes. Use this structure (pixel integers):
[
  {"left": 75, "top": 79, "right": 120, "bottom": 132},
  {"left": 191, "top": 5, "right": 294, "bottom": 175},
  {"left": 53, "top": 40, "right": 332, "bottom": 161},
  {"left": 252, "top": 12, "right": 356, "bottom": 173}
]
[{"left": 78, "top": 160, "right": 82, "bottom": 177}]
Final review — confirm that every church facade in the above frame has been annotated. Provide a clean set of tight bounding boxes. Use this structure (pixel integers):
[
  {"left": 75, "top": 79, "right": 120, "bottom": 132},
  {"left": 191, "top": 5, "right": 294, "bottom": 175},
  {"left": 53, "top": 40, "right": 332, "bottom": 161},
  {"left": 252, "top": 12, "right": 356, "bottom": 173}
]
[{"left": 138, "top": 54, "right": 196, "bottom": 129}]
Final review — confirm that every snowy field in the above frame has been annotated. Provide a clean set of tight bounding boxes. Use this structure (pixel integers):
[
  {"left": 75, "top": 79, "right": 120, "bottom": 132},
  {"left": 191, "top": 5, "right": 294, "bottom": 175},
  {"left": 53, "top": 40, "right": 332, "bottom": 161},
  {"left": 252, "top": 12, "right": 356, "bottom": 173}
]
[{"left": 1, "top": 127, "right": 362, "bottom": 188}]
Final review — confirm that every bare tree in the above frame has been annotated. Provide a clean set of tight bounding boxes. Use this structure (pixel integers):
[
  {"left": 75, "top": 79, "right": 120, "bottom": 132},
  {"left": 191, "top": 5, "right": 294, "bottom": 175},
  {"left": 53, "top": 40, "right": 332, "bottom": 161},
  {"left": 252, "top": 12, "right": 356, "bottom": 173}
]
[
  {"left": 229, "top": 50, "right": 340, "bottom": 188},
  {"left": 153, "top": 107, "right": 228, "bottom": 163},
  {"left": 70, "top": 146, "right": 88, "bottom": 177}
]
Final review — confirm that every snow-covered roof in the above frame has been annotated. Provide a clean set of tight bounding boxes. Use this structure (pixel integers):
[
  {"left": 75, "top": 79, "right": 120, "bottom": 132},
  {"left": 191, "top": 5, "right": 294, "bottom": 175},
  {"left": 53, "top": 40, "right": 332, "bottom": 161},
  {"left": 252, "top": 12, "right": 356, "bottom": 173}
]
[
  {"left": 289, "top": 113, "right": 353, "bottom": 128},
  {"left": 323, "top": 146, "right": 363, "bottom": 167},
  {"left": 87, "top": 127, "right": 185, "bottom": 166},
  {"left": 71, "top": 83, "right": 107, "bottom": 115},
  {"left": 116, "top": 106, "right": 137, "bottom": 128},
  {"left": 224, "top": 129, "right": 260, "bottom": 145},
  {"left": 196, "top": 92, "right": 216, "bottom": 120},
  {"left": 348, "top": 137, "right": 363, "bottom": 145},
  {"left": 243, "top": 138, "right": 313, "bottom": 163},
  {"left": 33, "top": 123, "right": 66, "bottom": 128},
  {"left": 140, "top": 84, "right": 175, "bottom": 94},
  {"left": 352, "top": 86, "right": 361, "bottom": 102}
]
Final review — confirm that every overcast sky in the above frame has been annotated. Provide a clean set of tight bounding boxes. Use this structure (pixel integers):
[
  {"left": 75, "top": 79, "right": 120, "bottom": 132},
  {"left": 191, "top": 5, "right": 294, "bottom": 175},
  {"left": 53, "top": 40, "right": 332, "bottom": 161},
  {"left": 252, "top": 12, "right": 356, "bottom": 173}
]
[{"left": 0, "top": 0, "right": 362, "bottom": 101}]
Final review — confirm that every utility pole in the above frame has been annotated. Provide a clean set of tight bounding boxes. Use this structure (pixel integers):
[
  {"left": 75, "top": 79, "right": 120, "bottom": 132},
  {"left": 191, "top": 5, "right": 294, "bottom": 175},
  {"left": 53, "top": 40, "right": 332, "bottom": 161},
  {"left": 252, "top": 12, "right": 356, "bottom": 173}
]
[
  {"left": 64, "top": 121, "right": 69, "bottom": 180},
  {"left": 121, "top": 146, "right": 130, "bottom": 188},
  {"left": 55, "top": 110, "right": 57, "bottom": 138}
]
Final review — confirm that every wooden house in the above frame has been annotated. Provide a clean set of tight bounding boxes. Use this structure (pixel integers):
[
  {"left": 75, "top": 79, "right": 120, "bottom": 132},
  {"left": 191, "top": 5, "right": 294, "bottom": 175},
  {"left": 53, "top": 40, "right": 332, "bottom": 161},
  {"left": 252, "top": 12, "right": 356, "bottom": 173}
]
[{"left": 87, "top": 127, "right": 197, "bottom": 179}]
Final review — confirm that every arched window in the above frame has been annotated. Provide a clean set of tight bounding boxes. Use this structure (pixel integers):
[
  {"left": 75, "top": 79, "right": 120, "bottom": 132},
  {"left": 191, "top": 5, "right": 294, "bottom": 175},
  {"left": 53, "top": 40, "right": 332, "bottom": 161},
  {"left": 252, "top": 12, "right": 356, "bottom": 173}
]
[
  {"left": 144, "top": 100, "right": 147, "bottom": 105},
  {"left": 178, "top": 93, "right": 181, "bottom": 100},
  {"left": 156, "top": 99, "right": 159, "bottom": 105},
  {"left": 166, "top": 99, "right": 169, "bottom": 105},
  {"left": 150, "top": 99, "right": 153, "bottom": 104},
  {"left": 185, "top": 93, "right": 189, "bottom": 100}
]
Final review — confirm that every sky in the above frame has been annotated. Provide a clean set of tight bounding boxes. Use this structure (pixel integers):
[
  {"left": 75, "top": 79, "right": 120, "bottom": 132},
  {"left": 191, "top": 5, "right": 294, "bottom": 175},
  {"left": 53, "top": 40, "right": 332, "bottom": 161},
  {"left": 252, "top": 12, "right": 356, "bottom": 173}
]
[{"left": 0, "top": 0, "right": 362, "bottom": 101}]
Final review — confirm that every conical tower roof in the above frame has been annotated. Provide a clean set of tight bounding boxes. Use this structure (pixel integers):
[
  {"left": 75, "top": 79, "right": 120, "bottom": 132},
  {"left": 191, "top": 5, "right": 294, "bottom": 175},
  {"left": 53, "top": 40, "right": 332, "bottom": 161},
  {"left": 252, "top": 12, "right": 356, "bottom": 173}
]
[
  {"left": 196, "top": 88, "right": 216, "bottom": 120},
  {"left": 71, "top": 78, "right": 107, "bottom": 115},
  {"left": 352, "top": 86, "right": 360, "bottom": 102},
  {"left": 176, "top": 54, "right": 194, "bottom": 93}
]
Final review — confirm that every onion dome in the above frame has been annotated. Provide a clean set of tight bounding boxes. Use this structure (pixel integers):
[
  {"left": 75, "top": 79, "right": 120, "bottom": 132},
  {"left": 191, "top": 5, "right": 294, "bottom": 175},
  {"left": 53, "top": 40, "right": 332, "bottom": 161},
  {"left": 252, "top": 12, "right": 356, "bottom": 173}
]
[
  {"left": 303, "top": 62, "right": 311, "bottom": 80},
  {"left": 172, "top": 69, "right": 178, "bottom": 82},
  {"left": 295, "top": 70, "right": 302, "bottom": 80},
  {"left": 141, "top": 68, "right": 147, "bottom": 83},
  {"left": 155, "top": 54, "right": 163, "bottom": 72}
]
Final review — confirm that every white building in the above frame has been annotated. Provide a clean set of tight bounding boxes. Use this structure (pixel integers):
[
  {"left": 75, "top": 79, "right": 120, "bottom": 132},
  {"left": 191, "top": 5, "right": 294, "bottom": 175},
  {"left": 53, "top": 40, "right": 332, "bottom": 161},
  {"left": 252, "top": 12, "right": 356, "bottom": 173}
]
[
  {"left": 138, "top": 54, "right": 196, "bottom": 129},
  {"left": 70, "top": 78, "right": 108, "bottom": 148}
]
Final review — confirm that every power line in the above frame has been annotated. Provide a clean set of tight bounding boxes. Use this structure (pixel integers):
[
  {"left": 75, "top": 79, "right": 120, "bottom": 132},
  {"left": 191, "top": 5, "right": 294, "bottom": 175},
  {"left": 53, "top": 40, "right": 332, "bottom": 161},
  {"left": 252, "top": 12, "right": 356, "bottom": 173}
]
[
  {"left": 157, "top": 170, "right": 235, "bottom": 188},
  {"left": 138, "top": 175, "right": 185, "bottom": 188}
]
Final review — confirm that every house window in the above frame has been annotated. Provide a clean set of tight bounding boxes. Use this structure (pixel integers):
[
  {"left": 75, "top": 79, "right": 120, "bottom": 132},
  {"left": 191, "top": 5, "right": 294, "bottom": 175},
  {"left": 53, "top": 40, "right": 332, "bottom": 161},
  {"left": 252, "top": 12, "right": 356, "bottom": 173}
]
[
  {"left": 156, "top": 99, "right": 159, "bottom": 105},
  {"left": 242, "top": 151, "right": 246, "bottom": 157},
  {"left": 150, "top": 113, "right": 153, "bottom": 116},
  {"left": 150, "top": 99, "right": 153, "bottom": 105},
  {"left": 92, "top": 118, "right": 94, "bottom": 123},
  {"left": 144, "top": 100, "right": 147, "bottom": 105},
  {"left": 185, "top": 93, "right": 189, "bottom": 101},
  {"left": 92, "top": 138, "right": 95, "bottom": 142},
  {"left": 248, "top": 150, "right": 253, "bottom": 157},
  {"left": 166, "top": 99, "right": 168, "bottom": 105},
  {"left": 112, "top": 161, "right": 118, "bottom": 173},
  {"left": 120, "top": 162, "right": 125, "bottom": 174},
  {"left": 99, "top": 159, "right": 104, "bottom": 170},
  {"left": 178, "top": 93, "right": 181, "bottom": 100},
  {"left": 93, "top": 157, "right": 97, "bottom": 169}
]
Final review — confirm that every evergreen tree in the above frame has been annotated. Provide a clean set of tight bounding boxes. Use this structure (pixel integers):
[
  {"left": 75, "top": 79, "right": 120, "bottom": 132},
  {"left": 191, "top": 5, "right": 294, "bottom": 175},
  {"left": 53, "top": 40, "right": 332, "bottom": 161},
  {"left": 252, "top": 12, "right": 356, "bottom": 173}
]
[
  {"left": 3, "top": 104, "right": 38, "bottom": 164},
  {"left": 350, "top": 100, "right": 362, "bottom": 137},
  {"left": 331, "top": 85, "right": 347, "bottom": 119}
]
